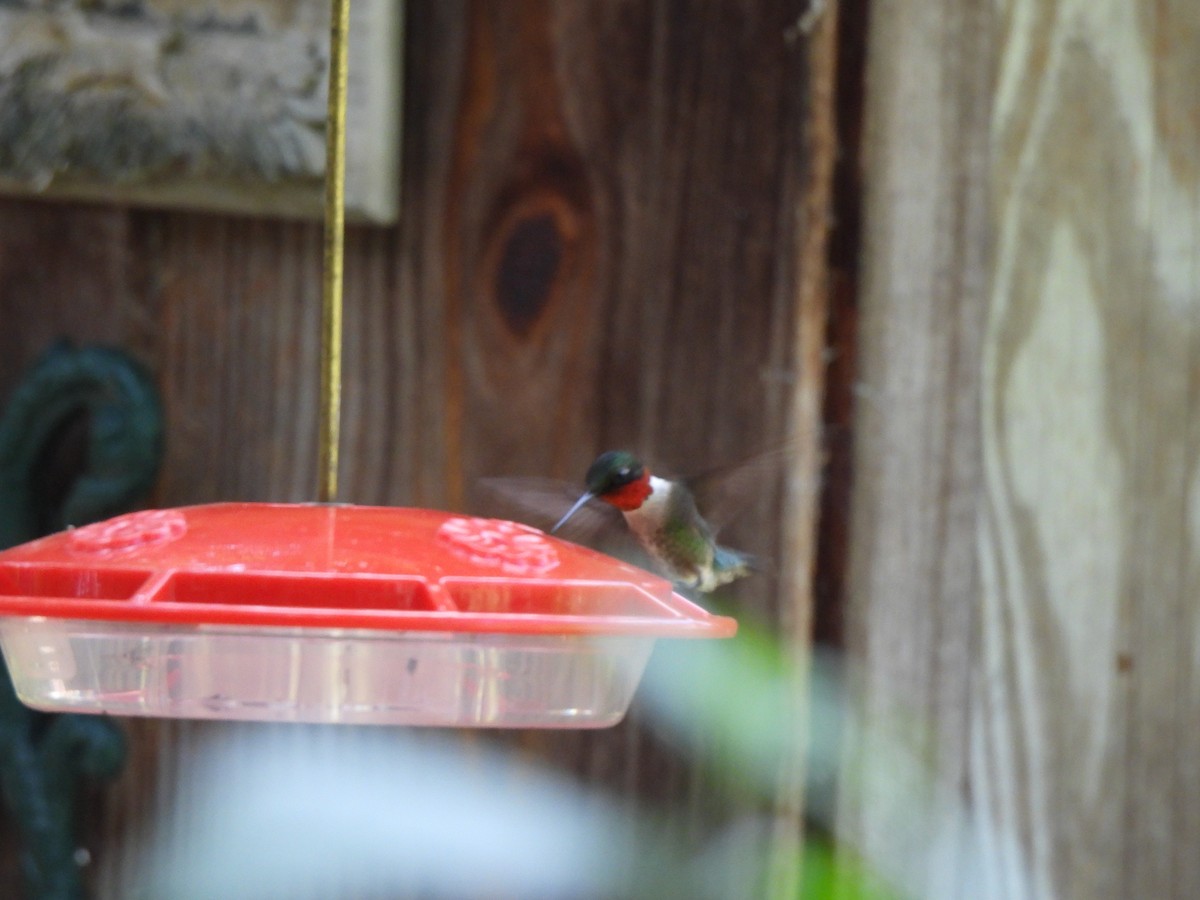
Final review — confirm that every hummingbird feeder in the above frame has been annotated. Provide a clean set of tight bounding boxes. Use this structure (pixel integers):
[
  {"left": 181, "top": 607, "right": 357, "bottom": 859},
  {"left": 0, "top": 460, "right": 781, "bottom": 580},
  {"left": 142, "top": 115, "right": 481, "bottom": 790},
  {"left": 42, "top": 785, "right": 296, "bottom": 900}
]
[
  {"left": 0, "top": 504, "right": 734, "bottom": 726},
  {"left": 0, "top": 0, "right": 736, "bottom": 728}
]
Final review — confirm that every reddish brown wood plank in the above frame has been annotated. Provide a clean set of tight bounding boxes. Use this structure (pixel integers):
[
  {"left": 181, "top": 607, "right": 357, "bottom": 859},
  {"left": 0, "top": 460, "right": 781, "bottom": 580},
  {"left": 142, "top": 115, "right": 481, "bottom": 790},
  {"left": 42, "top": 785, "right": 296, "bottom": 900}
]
[{"left": 0, "top": 2, "right": 831, "bottom": 895}]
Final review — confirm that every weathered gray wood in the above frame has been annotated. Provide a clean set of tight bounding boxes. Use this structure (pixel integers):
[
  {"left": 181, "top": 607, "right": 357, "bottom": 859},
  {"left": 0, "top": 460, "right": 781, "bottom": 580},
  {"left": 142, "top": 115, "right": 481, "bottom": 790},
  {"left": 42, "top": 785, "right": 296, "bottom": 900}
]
[
  {"left": 842, "top": 1, "right": 1200, "bottom": 898},
  {"left": 979, "top": 1, "right": 1200, "bottom": 896},
  {"left": 835, "top": 0, "right": 993, "bottom": 896}
]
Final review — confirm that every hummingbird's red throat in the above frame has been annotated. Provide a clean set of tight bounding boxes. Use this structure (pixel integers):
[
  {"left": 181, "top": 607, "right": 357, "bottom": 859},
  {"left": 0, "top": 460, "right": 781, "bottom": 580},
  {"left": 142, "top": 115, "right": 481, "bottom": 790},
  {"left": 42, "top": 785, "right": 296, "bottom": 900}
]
[{"left": 604, "top": 471, "right": 653, "bottom": 511}]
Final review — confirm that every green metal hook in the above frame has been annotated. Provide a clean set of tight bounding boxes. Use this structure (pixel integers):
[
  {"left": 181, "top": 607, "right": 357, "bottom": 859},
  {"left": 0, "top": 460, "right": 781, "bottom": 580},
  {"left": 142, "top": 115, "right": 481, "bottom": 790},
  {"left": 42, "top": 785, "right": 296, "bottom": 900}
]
[{"left": 0, "top": 342, "right": 163, "bottom": 899}]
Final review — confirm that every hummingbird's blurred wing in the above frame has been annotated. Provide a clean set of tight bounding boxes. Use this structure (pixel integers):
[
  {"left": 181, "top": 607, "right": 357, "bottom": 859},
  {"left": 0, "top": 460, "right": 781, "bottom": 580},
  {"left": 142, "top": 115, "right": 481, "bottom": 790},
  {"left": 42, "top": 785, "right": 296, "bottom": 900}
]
[
  {"left": 475, "top": 477, "right": 657, "bottom": 572},
  {"left": 681, "top": 444, "right": 802, "bottom": 537}
]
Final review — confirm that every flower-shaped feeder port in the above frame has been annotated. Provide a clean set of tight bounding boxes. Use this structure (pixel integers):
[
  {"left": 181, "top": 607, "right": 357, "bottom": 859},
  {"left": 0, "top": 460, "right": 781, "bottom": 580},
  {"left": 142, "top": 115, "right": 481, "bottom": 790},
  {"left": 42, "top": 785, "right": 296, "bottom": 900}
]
[{"left": 0, "top": 504, "right": 736, "bottom": 728}]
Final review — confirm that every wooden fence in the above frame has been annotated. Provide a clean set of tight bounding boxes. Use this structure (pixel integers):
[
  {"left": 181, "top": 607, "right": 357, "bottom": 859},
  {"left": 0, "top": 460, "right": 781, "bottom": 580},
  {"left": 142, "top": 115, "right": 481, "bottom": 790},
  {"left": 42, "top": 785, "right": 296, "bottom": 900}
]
[{"left": 0, "top": 0, "right": 1197, "bottom": 897}]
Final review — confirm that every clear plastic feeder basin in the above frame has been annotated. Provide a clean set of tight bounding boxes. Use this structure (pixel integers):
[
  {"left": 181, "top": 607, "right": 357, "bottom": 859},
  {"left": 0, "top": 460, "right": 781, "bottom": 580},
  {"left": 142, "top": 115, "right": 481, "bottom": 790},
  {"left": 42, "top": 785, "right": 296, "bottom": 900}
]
[{"left": 0, "top": 504, "right": 736, "bottom": 727}]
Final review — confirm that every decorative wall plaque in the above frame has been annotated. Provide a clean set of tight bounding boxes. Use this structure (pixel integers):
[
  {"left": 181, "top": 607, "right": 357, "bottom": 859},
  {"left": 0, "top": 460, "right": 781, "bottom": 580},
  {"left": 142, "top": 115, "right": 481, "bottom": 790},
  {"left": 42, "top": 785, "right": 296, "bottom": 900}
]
[{"left": 0, "top": 0, "right": 402, "bottom": 222}]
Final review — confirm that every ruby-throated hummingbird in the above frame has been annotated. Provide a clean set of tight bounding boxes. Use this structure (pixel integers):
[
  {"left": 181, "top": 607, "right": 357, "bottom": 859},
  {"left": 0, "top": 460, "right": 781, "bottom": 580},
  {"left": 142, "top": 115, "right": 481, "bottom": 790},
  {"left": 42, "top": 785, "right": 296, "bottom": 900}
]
[{"left": 552, "top": 451, "right": 754, "bottom": 593}]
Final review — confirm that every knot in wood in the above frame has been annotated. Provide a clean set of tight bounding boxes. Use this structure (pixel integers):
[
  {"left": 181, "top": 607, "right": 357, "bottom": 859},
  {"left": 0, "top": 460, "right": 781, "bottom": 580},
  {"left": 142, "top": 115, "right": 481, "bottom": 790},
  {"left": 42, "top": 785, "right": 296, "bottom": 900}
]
[{"left": 493, "top": 208, "right": 566, "bottom": 338}]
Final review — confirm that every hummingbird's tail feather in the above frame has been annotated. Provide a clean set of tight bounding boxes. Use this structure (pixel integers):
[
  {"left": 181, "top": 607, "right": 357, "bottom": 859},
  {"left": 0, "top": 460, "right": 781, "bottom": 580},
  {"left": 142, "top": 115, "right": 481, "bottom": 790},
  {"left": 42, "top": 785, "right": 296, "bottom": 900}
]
[{"left": 711, "top": 544, "right": 756, "bottom": 587}]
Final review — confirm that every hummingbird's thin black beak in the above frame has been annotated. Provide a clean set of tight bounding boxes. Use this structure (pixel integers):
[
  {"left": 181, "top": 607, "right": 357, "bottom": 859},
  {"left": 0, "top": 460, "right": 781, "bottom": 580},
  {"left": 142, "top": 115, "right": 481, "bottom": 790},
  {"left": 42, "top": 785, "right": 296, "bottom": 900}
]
[{"left": 551, "top": 492, "right": 594, "bottom": 534}]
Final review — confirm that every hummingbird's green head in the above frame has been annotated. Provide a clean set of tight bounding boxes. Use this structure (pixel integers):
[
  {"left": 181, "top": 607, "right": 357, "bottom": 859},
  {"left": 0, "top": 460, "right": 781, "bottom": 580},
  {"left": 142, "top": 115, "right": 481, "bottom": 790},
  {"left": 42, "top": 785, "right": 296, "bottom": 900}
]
[
  {"left": 551, "top": 451, "right": 655, "bottom": 533},
  {"left": 584, "top": 451, "right": 645, "bottom": 497}
]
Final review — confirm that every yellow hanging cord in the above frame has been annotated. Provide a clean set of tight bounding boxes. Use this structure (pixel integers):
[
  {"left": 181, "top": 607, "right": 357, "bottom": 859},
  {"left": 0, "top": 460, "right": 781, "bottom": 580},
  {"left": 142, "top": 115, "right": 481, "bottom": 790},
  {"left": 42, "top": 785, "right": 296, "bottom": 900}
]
[{"left": 318, "top": 0, "right": 351, "bottom": 503}]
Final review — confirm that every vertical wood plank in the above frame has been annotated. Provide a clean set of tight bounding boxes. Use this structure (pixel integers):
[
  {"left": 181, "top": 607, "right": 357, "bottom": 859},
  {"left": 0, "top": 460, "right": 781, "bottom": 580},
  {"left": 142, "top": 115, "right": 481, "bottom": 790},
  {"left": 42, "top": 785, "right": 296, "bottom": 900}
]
[
  {"left": 845, "top": 0, "right": 1200, "bottom": 898},
  {"left": 836, "top": 0, "right": 992, "bottom": 896},
  {"left": 981, "top": 0, "right": 1200, "bottom": 896},
  {"left": 0, "top": 203, "right": 131, "bottom": 380},
  {"left": 434, "top": 7, "right": 828, "bottom": 893},
  {"left": 772, "top": 2, "right": 839, "bottom": 895}
]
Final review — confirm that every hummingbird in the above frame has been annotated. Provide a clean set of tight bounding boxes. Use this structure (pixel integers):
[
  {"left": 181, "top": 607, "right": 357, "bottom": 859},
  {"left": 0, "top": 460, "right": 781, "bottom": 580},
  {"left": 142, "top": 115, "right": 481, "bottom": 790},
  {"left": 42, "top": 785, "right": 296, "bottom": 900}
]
[{"left": 552, "top": 450, "right": 754, "bottom": 593}]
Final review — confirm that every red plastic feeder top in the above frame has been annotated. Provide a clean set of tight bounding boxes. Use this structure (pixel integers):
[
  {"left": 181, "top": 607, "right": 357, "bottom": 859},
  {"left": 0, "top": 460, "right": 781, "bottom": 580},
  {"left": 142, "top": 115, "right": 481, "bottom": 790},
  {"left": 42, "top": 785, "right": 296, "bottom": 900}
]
[{"left": 0, "top": 504, "right": 736, "bottom": 727}]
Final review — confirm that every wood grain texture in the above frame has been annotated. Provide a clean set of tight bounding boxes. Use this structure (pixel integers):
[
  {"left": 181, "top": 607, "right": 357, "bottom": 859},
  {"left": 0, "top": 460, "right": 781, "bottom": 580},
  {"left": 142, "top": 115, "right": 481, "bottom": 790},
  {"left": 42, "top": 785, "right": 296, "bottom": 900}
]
[
  {"left": 981, "top": 1, "right": 1200, "bottom": 896},
  {"left": 835, "top": 0, "right": 992, "bottom": 897},
  {"left": 842, "top": 0, "right": 1200, "bottom": 898},
  {"left": 0, "top": 1, "right": 829, "bottom": 896}
]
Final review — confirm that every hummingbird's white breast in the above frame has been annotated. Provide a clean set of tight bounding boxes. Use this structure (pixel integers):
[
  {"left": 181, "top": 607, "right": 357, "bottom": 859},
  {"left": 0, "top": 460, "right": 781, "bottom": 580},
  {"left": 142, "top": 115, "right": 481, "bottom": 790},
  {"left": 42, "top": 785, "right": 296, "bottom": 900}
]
[{"left": 622, "top": 476, "right": 674, "bottom": 533}]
